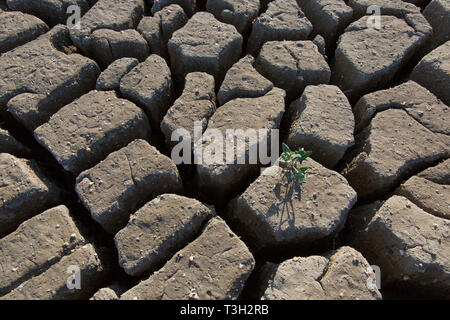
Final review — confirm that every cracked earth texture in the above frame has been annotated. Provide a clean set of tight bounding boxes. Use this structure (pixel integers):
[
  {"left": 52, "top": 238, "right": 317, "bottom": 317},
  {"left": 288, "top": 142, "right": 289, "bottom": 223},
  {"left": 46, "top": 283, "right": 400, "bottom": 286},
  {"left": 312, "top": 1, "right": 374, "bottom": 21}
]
[{"left": 0, "top": 0, "right": 448, "bottom": 300}]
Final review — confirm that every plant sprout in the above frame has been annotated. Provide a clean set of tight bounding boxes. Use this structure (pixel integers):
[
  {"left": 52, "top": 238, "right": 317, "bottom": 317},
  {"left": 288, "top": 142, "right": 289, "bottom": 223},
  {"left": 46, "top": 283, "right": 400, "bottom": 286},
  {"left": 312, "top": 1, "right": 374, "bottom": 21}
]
[{"left": 279, "top": 143, "right": 312, "bottom": 186}]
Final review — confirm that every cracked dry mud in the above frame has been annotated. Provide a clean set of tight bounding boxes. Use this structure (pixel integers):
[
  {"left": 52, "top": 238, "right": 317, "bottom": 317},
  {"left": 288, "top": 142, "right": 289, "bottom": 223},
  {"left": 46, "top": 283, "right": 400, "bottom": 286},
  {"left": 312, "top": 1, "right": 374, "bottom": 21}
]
[{"left": 0, "top": 0, "right": 448, "bottom": 301}]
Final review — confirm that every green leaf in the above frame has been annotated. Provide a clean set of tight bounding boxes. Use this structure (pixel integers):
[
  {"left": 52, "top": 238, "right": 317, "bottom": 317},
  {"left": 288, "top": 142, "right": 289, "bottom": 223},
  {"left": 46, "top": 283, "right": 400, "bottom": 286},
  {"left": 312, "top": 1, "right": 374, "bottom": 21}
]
[
  {"left": 280, "top": 145, "right": 312, "bottom": 186},
  {"left": 282, "top": 143, "right": 291, "bottom": 153},
  {"left": 296, "top": 172, "right": 305, "bottom": 182}
]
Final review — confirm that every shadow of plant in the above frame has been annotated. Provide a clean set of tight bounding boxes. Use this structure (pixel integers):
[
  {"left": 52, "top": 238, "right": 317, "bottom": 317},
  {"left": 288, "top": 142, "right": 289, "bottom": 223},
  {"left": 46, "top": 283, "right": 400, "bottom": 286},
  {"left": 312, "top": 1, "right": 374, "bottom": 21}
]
[
  {"left": 262, "top": 143, "right": 311, "bottom": 231},
  {"left": 266, "top": 169, "right": 303, "bottom": 230}
]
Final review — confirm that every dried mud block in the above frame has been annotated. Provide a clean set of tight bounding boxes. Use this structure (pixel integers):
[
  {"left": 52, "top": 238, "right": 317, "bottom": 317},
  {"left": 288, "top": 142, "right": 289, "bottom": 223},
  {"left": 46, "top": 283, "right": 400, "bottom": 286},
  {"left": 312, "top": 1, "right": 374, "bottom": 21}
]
[
  {"left": 137, "top": 4, "right": 188, "bottom": 60},
  {"left": 286, "top": 84, "right": 354, "bottom": 168},
  {"left": 0, "top": 154, "right": 61, "bottom": 237},
  {"left": 0, "top": 205, "right": 85, "bottom": 295},
  {"left": 353, "top": 81, "right": 449, "bottom": 139},
  {"left": 87, "top": 29, "right": 149, "bottom": 67},
  {"left": 418, "top": 159, "right": 450, "bottom": 185},
  {"left": 2, "top": 244, "right": 109, "bottom": 300},
  {"left": 256, "top": 40, "right": 330, "bottom": 101},
  {"left": 218, "top": 55, "right": 273, "bottom": 106},
  {"left": 423, "top": 0, "right": 450, "bottom": 51},
  {"left": 395, "top": 160, "right": 450, "bottom": 220},
  {"left": 351, "top": 195, "right": 450, "bottom": 295},
  {"left": 120, "top": 55, "right": 173, "bottom": 130},
  {"left": 343, "top": 109, "right": 449, "bottom": 200},
  {"left": 259, "top": 246, "right": 382, "bottom": 300},
  {"left": 75, "top": 139, "right": 182, "bottom": 234},
  {"left": 313, "top": 34, "right": 326, "bottom": 56},
  {"left": 195, "top": 88, "right": 286, "bottom": 199},
  {"left": 348, "top": 0, "right": 420, "bottom": 19},
  {"left": 247, "top": 0, "right": 312, "bottom": 56},
  {"left": 0, "top": 10, "right": 48, "bottom": 53},
  {"left": 69, "top": 0, "right": 145, "bottom": 59},
  {"left": 347, "top": 0, "right": 431, "bottom": 41},
  {"left": 168, "top": 12, "right": 243, "bottom": 82},
  {"left": 120, "top": 217, "right": 254, "bottom": 300},
  {"left": 1, "top": 25, "right": 100, "bottom": 131},
  {"left": 6, "top": 0, "right": 90, "bottom": 25},
  {"left": 332, "top": 15, "right": 431, "bottom": 101},
  {"left": 161, "top": 72, "right": 216, "bottom": 149},
  {"left": 151, "top": 0, "right": 196, "bottom": 16},
  {"left": 0, "top": 128, "right": 29, "bottom": 156},
  {"left": 34, "top": 90, "right": 151, "bottom": 175},
  {"left": 206, "top": 0, "right": 260, "bottom": 34},
  {"left": 411, "top": 41, "right": 450, "bottom": 107},
  {"left": 90, "top": 287, "right": 119, "bottom": 300},
  {"left": 297, "top": 0, "right": 353, "bottom": 51},
  {"left": 96, "top": 58, "right": 139, "bottom": 91},
  {"left": 115, "top": 194, "right": 214, "bottom": 276},
  {"left": 228, "top": 158, "right": 356, "bottom": 251}
]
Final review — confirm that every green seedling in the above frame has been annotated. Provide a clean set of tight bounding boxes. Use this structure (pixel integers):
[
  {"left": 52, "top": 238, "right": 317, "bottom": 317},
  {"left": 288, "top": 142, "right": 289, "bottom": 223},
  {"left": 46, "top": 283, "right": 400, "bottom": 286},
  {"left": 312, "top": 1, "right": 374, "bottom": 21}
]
[{"left": 279, "top": 143, "right": 312, "bottom": 186}]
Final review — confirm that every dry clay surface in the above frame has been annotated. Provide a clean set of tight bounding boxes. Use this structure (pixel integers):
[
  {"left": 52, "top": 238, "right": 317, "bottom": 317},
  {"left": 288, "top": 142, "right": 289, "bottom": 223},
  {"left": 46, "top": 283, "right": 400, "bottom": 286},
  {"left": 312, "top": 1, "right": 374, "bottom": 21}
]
[{"left": 0, "top": 0, "right": 448, "bottom": 300}]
